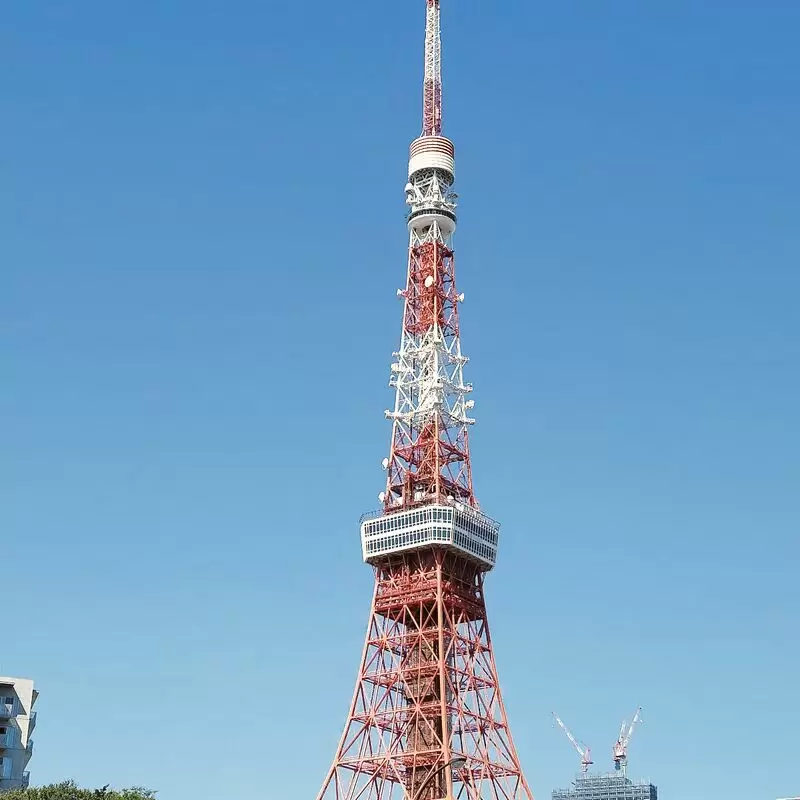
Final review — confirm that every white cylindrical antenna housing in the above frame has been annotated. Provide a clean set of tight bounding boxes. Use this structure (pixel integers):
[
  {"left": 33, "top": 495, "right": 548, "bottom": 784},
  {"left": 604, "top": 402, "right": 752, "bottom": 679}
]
[{"left": 408, "top": 136, "right": 455, "bottom": 182}]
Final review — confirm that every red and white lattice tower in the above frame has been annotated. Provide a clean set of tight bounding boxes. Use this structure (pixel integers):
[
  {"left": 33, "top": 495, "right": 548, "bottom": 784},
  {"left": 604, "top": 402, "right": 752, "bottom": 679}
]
[{"left": 315, "top": 3, "right": 535, "bottom": 800}]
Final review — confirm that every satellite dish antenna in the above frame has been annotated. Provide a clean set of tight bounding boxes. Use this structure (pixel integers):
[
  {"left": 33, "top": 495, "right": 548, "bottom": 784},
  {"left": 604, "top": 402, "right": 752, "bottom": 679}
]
[
  {"left": 381, "top": 458, "right": 389, "bottom": 469},
  {"left": 378, "top": 492, "right": 386, "bottom": 503},
  {"left": 424, "top": 275, "right": 434, "bottom": 288}
]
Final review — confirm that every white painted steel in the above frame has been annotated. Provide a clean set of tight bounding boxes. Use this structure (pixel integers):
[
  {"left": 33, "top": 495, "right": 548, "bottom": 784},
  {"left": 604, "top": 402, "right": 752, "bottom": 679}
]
[{"left": 389, "top": 161, "right": 466, "bottom": 444}]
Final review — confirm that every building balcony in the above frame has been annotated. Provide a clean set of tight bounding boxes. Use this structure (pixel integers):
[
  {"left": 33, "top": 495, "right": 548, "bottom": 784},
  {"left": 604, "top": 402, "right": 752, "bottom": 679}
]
[
  {"left": 0, "top": 704, "right": 14, "bottom": 719},
  {"left": 29, "top": 711, "right": 37, "bottom": 733},
  {"left": 0, "top": 774, "right": 30, "bottom": 791},
  {"left": 0, "top": 733, "right": 8, "bottom": 749}
]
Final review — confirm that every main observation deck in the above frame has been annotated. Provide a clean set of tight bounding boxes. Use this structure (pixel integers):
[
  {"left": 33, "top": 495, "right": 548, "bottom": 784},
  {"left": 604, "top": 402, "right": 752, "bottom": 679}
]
[{"left": 360, "top": 502, "right": 499, "bottom": 570}]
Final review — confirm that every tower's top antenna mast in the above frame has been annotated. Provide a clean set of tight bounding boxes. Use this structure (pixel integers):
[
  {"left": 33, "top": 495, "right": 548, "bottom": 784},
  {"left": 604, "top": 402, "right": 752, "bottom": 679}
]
[{"left": 422, "top": 0, "right": 443, "bottom": 136}]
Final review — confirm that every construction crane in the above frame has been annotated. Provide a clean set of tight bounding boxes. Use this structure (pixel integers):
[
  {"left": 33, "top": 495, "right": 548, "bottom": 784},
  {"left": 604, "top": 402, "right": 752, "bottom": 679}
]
[
  {"left": 612, "top": 707, "right": 642, "bottom": 775},
  {"left": 552, "top": 712, "right": 593, "bottom": 774}
]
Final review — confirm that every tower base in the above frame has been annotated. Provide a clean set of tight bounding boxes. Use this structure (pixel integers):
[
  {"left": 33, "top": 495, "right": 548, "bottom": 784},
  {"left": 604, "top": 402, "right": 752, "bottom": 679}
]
[{"left": 315, "top": 548, "right": 534, "bottom": 800}]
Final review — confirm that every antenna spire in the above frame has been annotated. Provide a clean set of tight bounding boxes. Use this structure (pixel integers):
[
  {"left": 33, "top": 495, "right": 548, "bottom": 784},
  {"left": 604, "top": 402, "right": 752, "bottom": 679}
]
[{"left": 422, "top": 0, "right": 442, "bottom": 135}]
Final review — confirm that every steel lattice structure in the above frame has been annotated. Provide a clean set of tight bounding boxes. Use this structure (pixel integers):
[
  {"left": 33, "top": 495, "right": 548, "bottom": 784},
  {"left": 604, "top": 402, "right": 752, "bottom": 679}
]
[{"left": 315, "top": 3, "right": 534, "bottom": 800}]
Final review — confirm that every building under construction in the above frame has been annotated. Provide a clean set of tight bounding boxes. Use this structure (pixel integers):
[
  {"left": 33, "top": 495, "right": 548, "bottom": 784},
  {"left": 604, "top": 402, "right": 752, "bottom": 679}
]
[
  {"left": 552, "top": 773, "right": 657, "bottom": 800},
  {"left": 551, "top": 709, "right": 657, "bottom": 800}
]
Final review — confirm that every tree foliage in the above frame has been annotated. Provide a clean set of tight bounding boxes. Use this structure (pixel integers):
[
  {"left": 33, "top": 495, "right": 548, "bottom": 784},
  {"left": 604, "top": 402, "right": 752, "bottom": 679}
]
[{"left": 0, "top": 781, "right": 155, "bottom": 800}]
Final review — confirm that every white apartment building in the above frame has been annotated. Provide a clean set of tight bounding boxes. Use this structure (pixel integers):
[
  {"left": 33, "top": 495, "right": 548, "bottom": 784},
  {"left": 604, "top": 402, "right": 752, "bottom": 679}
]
[{"left": 0, "top": 677, "right": 37, "bottom": 792}]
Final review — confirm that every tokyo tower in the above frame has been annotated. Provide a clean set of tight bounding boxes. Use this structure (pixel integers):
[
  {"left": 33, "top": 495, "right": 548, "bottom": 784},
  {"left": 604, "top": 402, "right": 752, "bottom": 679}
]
[{"left": 315, "top": 3, "right": 535, "bottom": 800}]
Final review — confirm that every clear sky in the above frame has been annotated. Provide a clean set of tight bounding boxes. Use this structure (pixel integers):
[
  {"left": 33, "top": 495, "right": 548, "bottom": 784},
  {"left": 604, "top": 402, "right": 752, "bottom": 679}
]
[{"left": 3, "top": 1, "right": 798, "bottom": 799}]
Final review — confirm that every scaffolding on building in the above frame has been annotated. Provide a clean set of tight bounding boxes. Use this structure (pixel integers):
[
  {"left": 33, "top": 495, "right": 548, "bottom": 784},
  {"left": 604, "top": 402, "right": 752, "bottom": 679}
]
[{"left": 552, "top": 773, "right": 658, "bottom": 800}]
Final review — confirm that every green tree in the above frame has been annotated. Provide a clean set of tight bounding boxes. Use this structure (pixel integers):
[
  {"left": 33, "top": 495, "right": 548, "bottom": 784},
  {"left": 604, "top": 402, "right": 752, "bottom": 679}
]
[{"left": 0, "top": 781, "right": 154, "bottom": 800}]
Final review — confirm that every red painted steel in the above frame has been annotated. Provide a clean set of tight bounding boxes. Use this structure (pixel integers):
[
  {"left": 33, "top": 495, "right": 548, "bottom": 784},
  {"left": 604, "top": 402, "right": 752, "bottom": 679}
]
[
  {"left": 316, "top": 551, "right": 534, "bottom": 800},
  {"left": 384, "top": 241, "right": 475, "bottom": 513}
]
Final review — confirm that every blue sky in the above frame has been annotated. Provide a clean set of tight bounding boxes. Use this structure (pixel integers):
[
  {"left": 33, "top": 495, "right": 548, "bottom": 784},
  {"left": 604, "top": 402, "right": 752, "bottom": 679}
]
[{"left": 2, "top": 1, "right": 798, "bottom": 798}]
